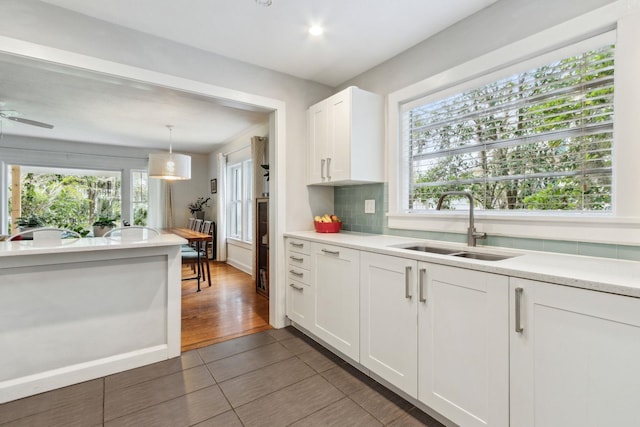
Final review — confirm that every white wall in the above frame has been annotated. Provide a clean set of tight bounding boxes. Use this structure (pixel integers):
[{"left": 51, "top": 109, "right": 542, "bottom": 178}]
[
  {"left": 340, "top": 0, "right": 617, "bottom": 95},
  {"left": 226, "top": 241, "right": 253, "bottom": 275}
]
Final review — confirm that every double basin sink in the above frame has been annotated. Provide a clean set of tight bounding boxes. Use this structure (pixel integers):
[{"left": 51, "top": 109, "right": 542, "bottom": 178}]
[{"left": 398, "top": 244, "right": 515, "bottom": 261}]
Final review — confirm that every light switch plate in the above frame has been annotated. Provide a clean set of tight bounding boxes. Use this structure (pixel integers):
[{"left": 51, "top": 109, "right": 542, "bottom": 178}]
[{"left": 365, "top": 199, "right": 375, "bottom": 214}]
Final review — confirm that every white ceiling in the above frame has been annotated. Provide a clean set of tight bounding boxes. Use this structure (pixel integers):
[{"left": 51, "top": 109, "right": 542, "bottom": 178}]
[
  {"left": 0, "top": 54, "right": 270, "bottom": 153},
  {"left": 0, "top": 0, "right": 498, "bottom": 152},
  {"left": 40, "top": 0, "right": 498, "bottom": 87}
]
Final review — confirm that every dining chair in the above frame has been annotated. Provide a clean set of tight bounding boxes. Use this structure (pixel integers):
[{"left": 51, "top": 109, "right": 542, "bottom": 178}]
[
  {"left": 202, "top": 220, "right": 212, "bottom": 236},
  {"left": 206, "top": 221, "right": 217, "bottom": 260},
  {"left": 187, "top": 217, "right": 196, "bottom": 230},
  {"left": 181, "top": 244, "right": 210, "bottom": 291},
  {"left": 194, "top": 219, "right": 203, "bottom": 233},
  {"left": 9, "top": 227, "right": 82, "bottom": 242},
  {"left": 103, "top": 226, "right": 160, "bottom": 240},
  {"left": 201, "top": 220, "right": 214, "bottom": 260}
]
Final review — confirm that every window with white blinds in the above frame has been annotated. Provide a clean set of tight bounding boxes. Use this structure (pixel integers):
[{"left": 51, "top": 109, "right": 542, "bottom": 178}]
[{"left": 402, "top": 43, "right": 614, "bottom": 213}]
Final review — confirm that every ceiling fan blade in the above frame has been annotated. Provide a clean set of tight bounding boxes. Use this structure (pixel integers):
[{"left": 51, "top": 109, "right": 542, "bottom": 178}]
[{"left": 6, "top": 116, "right": 54, "bottom": 129}]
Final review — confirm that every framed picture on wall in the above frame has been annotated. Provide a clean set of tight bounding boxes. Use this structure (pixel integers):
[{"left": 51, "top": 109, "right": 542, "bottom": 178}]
[{"left": 210, "top": 178, "right": 217, "bottom": 194}]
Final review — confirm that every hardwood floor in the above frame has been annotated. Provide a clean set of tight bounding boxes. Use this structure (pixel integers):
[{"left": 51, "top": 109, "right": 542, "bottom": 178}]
[{"left": 181, "top": 261, "right": 271, "bottom": 352}]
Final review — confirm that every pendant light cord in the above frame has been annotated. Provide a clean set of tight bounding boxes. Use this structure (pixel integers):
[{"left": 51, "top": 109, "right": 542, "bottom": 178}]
[{"left": 167, "top": 124, "right": 173, "bottom": 154}]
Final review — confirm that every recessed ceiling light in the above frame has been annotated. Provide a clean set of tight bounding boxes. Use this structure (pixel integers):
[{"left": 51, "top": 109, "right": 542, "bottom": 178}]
[{"left": 309, "top": 25, "right": 324, "bottom": 36}]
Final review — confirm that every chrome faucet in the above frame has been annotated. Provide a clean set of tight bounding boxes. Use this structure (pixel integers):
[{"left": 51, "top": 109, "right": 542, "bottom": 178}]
[{"left": 436, "top": 191, "right": 487, "bottom": 247}]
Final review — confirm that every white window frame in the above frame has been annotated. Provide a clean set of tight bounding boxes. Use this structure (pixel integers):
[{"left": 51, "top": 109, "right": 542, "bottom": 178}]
[
  {"left": 243, "top": 159, "right": 253, "bottom": 243},
  {"left": 227, "top": 159, "right": 253, "bottom": 243},
  {"left": 387, "top": 1, "right": 640, "bottom": 245},
  {"left": 131, "top": 169, "right": 148, "bottom": 226}
]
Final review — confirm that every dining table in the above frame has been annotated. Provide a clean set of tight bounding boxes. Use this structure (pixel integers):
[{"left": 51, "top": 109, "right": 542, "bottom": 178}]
[{"left": 162, "top": 227, "right": 211, "bottom": 292}]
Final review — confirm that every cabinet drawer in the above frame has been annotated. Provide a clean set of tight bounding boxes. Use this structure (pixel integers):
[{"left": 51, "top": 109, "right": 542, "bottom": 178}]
[
  {"left": 313, "top": 242, "right": 358, "bottom": 261},
  {"left": 287, "top": 252, "right": 312, "bottom": 269},
  {"left": 288, "top": 266, "right": 311, "bottom": 285},
  {"left": 286, "top": 278, "right": 313, "bottom": 329},
  {"left": 286, "top": 239, "right": 311, "bottom": 255}
]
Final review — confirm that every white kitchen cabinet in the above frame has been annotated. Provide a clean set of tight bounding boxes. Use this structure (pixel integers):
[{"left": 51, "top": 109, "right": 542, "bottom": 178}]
[
  {"left": 510, "top": 278, "right": 640, "bottom": 427},
  {"left": 360, "top": 252, "right": 509, "bottom": 419},
  {"left": 312, "top": 242, "right": 360, "bottom": 360},
  {"left": 360, "top": 252, "right": 418, "bottom": 397},
  {"left": 285, "top": 238, "right": 314, "bottom": 330},
  {"left": 307, "top": 86, "right": 383, "bottom": 185},
  {"left": 418, "top": 263, "right": 509, "bottom": 427}
]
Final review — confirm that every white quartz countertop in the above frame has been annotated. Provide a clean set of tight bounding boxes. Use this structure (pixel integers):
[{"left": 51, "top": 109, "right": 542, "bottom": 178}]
[
  {"left": 0, "top": 234, "right": 187, "bottom": 258},
  {"left": 284, "top": 230, "right": 640, "bottom": 298}
]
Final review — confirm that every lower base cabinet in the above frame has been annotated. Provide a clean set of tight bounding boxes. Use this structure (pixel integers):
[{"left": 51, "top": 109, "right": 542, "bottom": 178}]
[
  {"left": 360, "top": 252, "right": 418, "bottom": 397},
  {"left": 418, "top": 263, "right": 509, "bottom": 427},
  {"left": 312, "top": 242, "right": 360, "bottom": 361},
  {"left": 360, "top": 253, "right": 509, "bottom": 426},
  {"left": 286, "top": 278, "right": 312, "bottom": 328},
  {"left": 510, "top": 278, "right": 640, "bottom": 427}
]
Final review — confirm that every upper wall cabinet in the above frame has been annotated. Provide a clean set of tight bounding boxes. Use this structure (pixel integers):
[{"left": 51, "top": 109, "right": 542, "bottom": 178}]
[{"left": 307, "top": 86, "right": 383, "bottom": 186}]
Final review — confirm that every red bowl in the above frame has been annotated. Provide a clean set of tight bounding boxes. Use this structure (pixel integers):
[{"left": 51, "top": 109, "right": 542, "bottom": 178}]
[{"left": 314, "top": 221, "right": 342, "bottom": 233}]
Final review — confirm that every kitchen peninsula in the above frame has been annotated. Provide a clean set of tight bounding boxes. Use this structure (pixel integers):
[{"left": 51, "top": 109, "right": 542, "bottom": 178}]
[{"left": 0, "top": 233, "right": 185, "bottom": 403}]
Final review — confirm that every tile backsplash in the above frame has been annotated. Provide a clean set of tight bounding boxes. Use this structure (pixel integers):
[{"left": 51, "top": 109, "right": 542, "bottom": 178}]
[
  {"left": 333, "top": 183, "right": 640, "bottom": 262},
  {"left": 334, "top": 184, "right": 385, "bottom": 234}
]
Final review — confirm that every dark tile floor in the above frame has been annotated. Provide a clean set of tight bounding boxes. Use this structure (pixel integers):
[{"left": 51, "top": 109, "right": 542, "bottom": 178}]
[{"left": 0, "top": 327, "right": 445, "bottom": 427}]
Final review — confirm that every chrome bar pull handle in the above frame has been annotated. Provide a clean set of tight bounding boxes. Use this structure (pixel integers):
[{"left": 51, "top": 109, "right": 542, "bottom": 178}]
[
  {"left": 326, "top": 158, "right": 331, "bottom": 180},
  {"left": 289, "top": 283, "right": 304, "bottom": 291},
  {"left": 321, "top": 159, "right": 326, "bottom": 180},
  {"left": 321, "top": 248, "right": 340, "bottom": 256},
  {"left": 405, "top": 266, "right": 412, "bottom": 299},
  {"left": 289, "top": 270, "right": 304, "bottom": 277},
  {"left": 289, "top": 256, "right": 304, "bottom": 262},
  {"left": 515, "top": 287, "right": 524, "bottom": 333},
  {"left": 419, "top": 268, "right": 427, "bottom": 303},
  {"left": 290, "top": 242, "right": 304, "bottom": 248}
]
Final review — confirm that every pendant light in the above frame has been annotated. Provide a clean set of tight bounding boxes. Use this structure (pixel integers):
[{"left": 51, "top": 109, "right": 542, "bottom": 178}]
[{"left": 148, "top": 125, "right": 191, "bottom": 180}]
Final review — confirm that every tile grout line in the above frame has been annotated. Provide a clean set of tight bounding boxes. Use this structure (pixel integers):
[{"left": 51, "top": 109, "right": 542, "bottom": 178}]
[
  {"left": 190, "top": 362, "right": 243, "bottom": 427},
  {"left": 282, "top": 394, "right": 350, "bottom": 427},
  {"left": 222, "top": 359, "right": 321, "bottom": 410},
  {"left": 202, "top": 341, "right": 297, "bottom": 383},
  {"left": 232, "top": 372, "right": 345, "bottom": 427},
  {"left": 103, "top": 365, "right": 215, "bottom": 424}
]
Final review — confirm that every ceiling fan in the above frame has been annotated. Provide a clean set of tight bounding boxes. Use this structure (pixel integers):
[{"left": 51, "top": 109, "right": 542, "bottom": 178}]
[{"left": 0, "top": 110, "right": 54, "bottom": 129}]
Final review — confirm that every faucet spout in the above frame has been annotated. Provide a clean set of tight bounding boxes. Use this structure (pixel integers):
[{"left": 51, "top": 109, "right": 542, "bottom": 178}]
[{"left": 436, "top": 191, "right": 486, "bottom": 247}]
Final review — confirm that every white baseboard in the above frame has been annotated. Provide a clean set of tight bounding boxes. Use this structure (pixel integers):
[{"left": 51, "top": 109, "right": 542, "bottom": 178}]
[
  {"left": 225, "top": 258, "right": 252, "bottom": 275},
  {"left": 0, "top": 345, "right": 169, "bottom": 404}
]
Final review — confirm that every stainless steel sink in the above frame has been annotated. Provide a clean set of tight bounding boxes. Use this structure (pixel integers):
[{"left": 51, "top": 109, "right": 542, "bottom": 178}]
[
  {"left": 398, "top": 245, "right": 515, "bottom": 261},
  {"left": 451, "top": 252, "right": 513, "bottom": 261},
  {"left": 402, "top": 245, "right": 459, "bottom": 255}
]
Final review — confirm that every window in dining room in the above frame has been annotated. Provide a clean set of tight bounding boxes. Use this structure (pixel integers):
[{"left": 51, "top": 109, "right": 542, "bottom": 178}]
[
  {"left": 227, "top": 159, "right": 253, "bottom": 243},
  {"left": 6, "top": 165, "right": 121, "bottom": 235}
]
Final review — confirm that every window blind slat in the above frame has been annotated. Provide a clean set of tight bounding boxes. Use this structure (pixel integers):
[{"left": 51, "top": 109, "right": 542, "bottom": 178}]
[
  {"left": 404, "top": 42, "right": 614, "bottom": 212},
  {"left": 410, "top": 123, "right": 612, "bottom": 161},
  {"left": 409, "top": 76, "right": 613, "bottom": 135}
]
